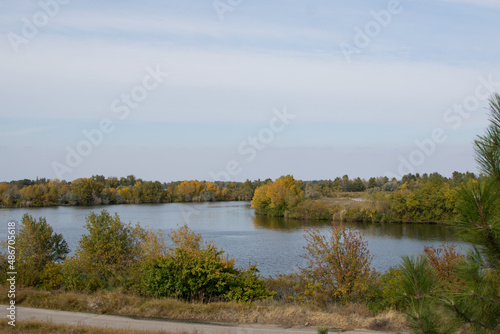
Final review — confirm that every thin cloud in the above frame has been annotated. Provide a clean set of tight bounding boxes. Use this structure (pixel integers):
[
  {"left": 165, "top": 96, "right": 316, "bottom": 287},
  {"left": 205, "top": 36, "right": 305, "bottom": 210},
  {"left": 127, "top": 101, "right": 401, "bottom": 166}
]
[
  {"left": 0, "top": 127, "right": 46, "bottom": 138},
  {"left": 440, "top": 0, "right": 500, "bottom": 7},
  {"left": 42, "top": 11, "right": 342, "bottom": 47}
]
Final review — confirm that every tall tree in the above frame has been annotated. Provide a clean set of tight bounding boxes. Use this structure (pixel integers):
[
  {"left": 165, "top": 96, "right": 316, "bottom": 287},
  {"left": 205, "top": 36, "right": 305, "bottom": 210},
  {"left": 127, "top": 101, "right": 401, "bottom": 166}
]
[
  {"left": 399, "top": 94, "right": 500, "bottom": 332},
  {"left": 17, "top": 214, "right": 69, "bottom": 286}
]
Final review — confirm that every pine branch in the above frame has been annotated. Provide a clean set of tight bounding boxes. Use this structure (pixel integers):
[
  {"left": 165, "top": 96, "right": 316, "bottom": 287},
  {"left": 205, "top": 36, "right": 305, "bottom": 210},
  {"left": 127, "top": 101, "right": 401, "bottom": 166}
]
[
  {"left": 471, "top": 291, "right": 500, "bottom": 304},
  {"left": 447, "top": 299, "right": 498, "bottom": 331}
]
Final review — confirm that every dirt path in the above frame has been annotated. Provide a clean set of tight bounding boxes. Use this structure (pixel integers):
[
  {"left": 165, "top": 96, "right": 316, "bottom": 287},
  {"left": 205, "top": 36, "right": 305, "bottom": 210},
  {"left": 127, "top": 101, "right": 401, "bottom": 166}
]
[{"left": 13, "top": 306, "right": 394, "bottom": 334}]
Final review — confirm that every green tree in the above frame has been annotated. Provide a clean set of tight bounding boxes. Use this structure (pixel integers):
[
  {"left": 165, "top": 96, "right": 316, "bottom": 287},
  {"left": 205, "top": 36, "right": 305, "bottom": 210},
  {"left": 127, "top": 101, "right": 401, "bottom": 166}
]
[
  {"left": 398, "top": 94, "right": 500, "bottom": 332},
  {"left": 367, "top": 177, "right": 377, "bottom": 189},
  {"left": 71, "top": 178, "right": 97, "bottom": 205},
  {"left": 16, "top": 214, "right": 69, "bottom": 286},
  {"left": 64, "top": 210, "right": 165, "bottom": 292},
  {"left": 443, "top": 94, "right": 500, "bottom": 332},
  {"left": 398, "top": 255, "right": 442, "bottom": 334}
]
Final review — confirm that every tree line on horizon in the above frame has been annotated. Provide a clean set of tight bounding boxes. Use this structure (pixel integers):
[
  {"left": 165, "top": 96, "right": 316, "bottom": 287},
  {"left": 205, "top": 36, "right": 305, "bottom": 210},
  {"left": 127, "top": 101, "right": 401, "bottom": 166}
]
[
  {"left": 0, "top": 171, "right": 478, "bottom": 209},
  {"left": 251, "top": 171, "right": 479, "bottom": 223}
]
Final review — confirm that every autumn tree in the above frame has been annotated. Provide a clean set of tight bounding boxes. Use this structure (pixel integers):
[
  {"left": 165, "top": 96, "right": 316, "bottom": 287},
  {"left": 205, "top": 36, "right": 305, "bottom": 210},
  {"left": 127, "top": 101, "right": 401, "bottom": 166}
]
[
  {"left": 300, "top": 225, "right": 379, "bottom": 304},
  {"left": 251, "top": 175, "right": 304, "bottom": 216},
  {"left": 138, "top": 180, "right": 163, "bottom": 203},
  {"left": 1, "top": 186, "right": 20, "bottom": 207},
  {"left": 175, "top": 180, "right": 205, "bottom": 202},
  {"left": 15, "top": 214, "right": 69, "bottom": 286},
  {"left": 71, "top": 178, "right": 98, "bottom": 205},
  {"left": 19, "top": 184, "right": 44, "bottom": 207}
]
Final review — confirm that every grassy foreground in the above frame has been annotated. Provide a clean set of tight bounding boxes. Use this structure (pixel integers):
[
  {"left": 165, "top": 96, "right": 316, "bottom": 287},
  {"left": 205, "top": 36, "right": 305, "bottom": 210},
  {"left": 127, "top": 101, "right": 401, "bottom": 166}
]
[
  {"left": 1, "top": 286, "right": 407, "bottom": 331},
  {"left": 0, "top": 319, "right": 184, "bottom": 334}
]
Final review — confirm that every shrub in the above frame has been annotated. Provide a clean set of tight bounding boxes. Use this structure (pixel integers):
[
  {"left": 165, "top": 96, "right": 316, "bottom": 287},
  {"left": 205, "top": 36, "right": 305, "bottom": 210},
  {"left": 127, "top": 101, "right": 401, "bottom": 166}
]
[
  {"left": 368, "top": 267, "right": 406, "bottom": 311},
  {"left": 141, "top": 225, "right": 272, "bottom": 303},
  {"left": 39, "top": 262, "right": 64, "bottom": 289},
  {"left": 265, "top": 273, "right": 310, "bottom": 304},
  {"left": 422, "top": 244, "right": 466, "bottom": 294},
  {"left": 300, "top": 225, "right": 379, "bottom": 304}
]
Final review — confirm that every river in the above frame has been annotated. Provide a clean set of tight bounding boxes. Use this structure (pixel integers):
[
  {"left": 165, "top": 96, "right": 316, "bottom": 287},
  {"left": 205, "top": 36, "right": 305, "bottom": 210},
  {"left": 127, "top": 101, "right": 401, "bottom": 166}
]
[{"left": 0, "top": 201, "right": 469, "bottom": 277}]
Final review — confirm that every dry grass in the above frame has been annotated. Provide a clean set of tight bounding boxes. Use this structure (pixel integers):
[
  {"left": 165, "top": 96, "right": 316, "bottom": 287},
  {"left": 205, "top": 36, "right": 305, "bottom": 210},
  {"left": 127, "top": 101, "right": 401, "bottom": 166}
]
[
  {"left": 0, "top": 319, "right": 188, "bottom": 334},
  {"left": 0, "top": 285, "right": 408, "bottom": 332}
]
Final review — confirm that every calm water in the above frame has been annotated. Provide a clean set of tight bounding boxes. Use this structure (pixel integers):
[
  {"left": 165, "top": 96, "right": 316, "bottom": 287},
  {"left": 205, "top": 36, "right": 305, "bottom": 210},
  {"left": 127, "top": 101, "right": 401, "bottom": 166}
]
[{"left": 0, "top": 202, "right": 469, "bottom": 277}]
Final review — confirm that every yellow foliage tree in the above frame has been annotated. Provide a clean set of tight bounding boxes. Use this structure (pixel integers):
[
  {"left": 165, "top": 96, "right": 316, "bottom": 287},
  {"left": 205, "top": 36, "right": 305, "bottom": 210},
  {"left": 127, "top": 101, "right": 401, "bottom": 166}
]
[
  {"left": 176, "top": 180, "right": 205, "bottom": 202},
  {"left": 301, "top": 225, "right": 379, "bottom": 304},
  {"left": 251, "top": 175, "right": 304, "bottom": 216}
]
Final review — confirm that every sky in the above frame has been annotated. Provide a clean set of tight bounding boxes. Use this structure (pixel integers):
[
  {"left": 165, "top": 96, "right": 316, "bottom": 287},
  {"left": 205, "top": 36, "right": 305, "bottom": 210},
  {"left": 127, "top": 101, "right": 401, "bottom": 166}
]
[{"left": 1, "top": 0, "right": 500, "bottom": 182}]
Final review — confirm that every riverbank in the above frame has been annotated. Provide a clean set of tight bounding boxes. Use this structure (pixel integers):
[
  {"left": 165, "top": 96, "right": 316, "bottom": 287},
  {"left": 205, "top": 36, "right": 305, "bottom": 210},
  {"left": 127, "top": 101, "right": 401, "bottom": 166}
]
[
  {"left": 1, "top": 286, "right": 408, "bottom": 332},
  {"left": 252, "top": 175, "right": 461, "bottom": 224}
]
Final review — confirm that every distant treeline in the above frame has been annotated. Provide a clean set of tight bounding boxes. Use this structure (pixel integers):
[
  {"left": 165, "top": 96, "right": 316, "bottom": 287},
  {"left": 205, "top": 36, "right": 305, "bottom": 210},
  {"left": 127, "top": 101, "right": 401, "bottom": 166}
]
[
  {"left": 0, "top": 171, "right": 476, "bottom": 212},
  {"left": 252, "top": 172, "right": 479, "bottom": 224},
  {"left": 0, "top": 175, "right": 260, "bottom": 207}
]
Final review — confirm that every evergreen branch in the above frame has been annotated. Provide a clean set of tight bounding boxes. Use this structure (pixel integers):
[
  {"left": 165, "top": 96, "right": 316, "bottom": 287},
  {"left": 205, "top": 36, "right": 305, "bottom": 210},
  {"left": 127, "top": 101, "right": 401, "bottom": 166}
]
[
  {"left": 471, "top": 291, "right": 500, "bottom": 304},
  {"left": 447, "top": 300, "right": 498, "bottom": 331}
]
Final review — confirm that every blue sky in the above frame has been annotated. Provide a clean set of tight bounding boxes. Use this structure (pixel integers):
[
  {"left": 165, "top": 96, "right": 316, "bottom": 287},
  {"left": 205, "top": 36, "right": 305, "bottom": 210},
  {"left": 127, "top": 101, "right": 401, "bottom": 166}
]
[{"left": 1, "top": 0, "right": 500, "bottom": 182}]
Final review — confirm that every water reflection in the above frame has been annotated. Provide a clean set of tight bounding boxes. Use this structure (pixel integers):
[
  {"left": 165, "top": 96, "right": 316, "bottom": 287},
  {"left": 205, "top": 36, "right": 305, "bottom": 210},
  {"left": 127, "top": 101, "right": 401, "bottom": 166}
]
[
  {"left": 253, "top": 215, "right": 461, "bottom": 242},
  {"left": 252, "top": 215, "right": 331, "bottom": 231}
]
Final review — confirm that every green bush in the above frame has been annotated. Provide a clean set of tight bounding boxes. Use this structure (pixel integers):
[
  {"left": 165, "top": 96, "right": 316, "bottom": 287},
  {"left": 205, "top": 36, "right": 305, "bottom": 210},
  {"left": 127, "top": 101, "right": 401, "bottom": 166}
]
[
  {"left": 141, "top": 226, "right": 271, "bottom": 303},
  {"left": 368, "top": 267, "right": 406, "bottom": 311}
]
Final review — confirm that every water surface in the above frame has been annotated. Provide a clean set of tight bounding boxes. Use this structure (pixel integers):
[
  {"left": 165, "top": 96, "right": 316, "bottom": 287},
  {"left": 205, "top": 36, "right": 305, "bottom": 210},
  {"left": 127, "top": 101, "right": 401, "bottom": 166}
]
[{"left": 0, "top": 202, "right": 469, "bottom": 276}]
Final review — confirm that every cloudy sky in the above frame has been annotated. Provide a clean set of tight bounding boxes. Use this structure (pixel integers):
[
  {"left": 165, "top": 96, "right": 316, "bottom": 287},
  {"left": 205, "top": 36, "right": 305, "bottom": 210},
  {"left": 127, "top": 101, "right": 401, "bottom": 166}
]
[{"left": 1, "top": 0, "right": 499, "bottom": 182}]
